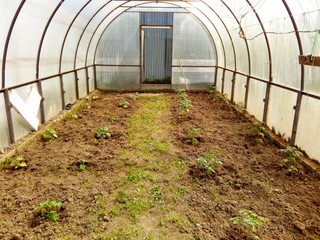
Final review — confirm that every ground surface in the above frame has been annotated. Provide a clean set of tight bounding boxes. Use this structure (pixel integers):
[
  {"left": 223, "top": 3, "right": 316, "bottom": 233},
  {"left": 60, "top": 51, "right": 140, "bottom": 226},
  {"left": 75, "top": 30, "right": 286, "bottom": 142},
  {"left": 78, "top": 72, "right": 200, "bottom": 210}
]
[{"left": 0, "top": 91, "right": 319, "bottom": 240}]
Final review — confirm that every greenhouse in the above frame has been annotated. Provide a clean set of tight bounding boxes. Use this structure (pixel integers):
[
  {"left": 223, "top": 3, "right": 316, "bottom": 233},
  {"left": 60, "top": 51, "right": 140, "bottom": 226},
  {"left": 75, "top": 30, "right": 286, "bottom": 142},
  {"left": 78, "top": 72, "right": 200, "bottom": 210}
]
[{"left": 0, "top": 0, "right": 319, "bottom": 239}]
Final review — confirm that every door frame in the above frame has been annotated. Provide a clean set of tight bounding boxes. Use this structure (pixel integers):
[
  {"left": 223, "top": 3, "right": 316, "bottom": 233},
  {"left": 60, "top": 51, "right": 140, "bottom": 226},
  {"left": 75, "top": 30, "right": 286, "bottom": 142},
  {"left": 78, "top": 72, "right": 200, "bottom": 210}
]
[{"left": 140, "top": 25, "right": 173, "bottom": 85}]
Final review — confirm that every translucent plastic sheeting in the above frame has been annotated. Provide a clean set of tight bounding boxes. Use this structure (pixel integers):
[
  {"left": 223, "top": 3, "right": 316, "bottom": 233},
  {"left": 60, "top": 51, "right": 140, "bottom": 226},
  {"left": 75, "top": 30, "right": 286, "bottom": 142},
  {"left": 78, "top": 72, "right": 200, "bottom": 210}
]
[
  {"left": 96, "top": 66, "right": 140, "bottom": 90},
  {"left": 172, "top": 67, "right": 215, "bottom": 90},
  {"left": 172, "top": 13, "right": 216, "bottom": 66},
  {"left": 88, "top": 67, "right": 95, "bottom": 92},
  {"left": 77, "top": 69, "right": 88, "bottom": 98},
  {"left": 267, "top": 87, "right": 297, "bottom": 141},
  {"left": 304, "top": 66, "right": 320, "bottom": 95},
  {"left": 246, "top": 80, "right": 267, "bottom": 121},
  {"left": 10, "top": 84, "right": 40, "bottom": 143},
  {"left": 86, "top": 7, "right": 129, "bottom": 67},
  {"left": 233, "top": 74, "right": 247, "bottom": 105},
  {"left": 3, "top": 0, "right": 59, "bottom": 87},
  {"left": 96, "top": 12, "right": 140, "bottom": 65},
  {"left": 42, "top": 77, "right": 62, "bottom": 121},
  {"left": 296, "top": 96, "right": 320, "bottom": 161},
  {"left": 75, "top": 1, "right": 125, "bottom": 68},
  {"left": 222, "top": 70, "right": 233, "bottom": 98},
  {"left": 62, "top": 73, "right": 77, "bottom": 106},
  {"left": 216, "top": 68, "right": 224, "bottom": 93},
  {"left": 0, "top": 93, "right": 9, "bottom": 150}
]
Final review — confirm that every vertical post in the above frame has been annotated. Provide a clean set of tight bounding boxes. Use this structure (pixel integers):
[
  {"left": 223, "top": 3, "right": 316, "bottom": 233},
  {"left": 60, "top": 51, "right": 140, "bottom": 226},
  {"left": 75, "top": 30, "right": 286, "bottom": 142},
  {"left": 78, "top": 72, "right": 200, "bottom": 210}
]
[
  {"left": 74, "top": 70, "right": 79, "bottom": 99},
  {"left": 59, "top": 75, "right": 65, "bottom": 109},
  {"left": 231, "top": 71, "right": 236, "bottom": 102},
  {"left": 244, "top": 76, "right": 250, "bottom": 108},
  {"left": 221, "top": 69, "right": 226, "bottom": 94},
  {"left": 94, "top": 65, "right": 97, "bottom": 90},
  {"left": 85, "top": 67, "right": 90, "bottom": 94},
  {"left": 4, "top": 89, "right": 15, "bottom": 143},
  {"left": 36, "top": 80, "right": 46, "bottom": 124}
]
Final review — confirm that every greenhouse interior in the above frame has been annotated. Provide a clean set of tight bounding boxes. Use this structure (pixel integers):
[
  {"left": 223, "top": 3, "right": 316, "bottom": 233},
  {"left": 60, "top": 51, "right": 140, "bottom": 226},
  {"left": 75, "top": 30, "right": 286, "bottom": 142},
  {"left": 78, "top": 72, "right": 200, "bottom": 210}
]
[{"left": 0, "top": 1, "right": 320, "bottom": 239}]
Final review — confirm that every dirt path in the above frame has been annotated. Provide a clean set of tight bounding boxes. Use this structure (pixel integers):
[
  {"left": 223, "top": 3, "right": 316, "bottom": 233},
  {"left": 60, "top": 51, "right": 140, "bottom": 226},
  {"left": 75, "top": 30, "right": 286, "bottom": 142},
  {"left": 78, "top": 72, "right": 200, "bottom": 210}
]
[{"left": 0, "top": 91, "right": 319, "bottom": 240}]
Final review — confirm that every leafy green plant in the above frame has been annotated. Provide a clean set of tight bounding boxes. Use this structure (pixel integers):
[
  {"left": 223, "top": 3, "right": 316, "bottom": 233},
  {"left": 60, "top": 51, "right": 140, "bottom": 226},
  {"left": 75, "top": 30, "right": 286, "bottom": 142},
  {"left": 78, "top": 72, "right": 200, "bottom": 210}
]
[
  {"left": 0, "top": 156, "right": 27, "bottom": 170},
  {"left": 35, "top": 200, "right": 62, "bottom": 222},
  {"left": 251, "top": 121, "right": 265, "bottom": 144},
  {"left": 96, "top": 126, "right": 111, "bottom": 139},
  {"left": 119, "top": 100, "right": 129, "bottom": 108},
  {"left": 279, "top": 146, "right": 303, "bottom": 163},
  {"left": 176, "top": 88, "right": 192, "bottom": 115},
  {"left": 79, "top": 160, "right": 88, "bottom": 171},
  {"left": 230, "top": 209, "right": 269, "bottom": 240},
  {"left": 196, "top": 152, "right": 222, "bottom": 175},
  {"left": 42, "top": 128, "right": 58, "bottom": 141},
  {"left": 150, "top": 186, "right": 162, "bottom": 202},
  {"left": 207, "top": 84, "right": 216, "bottom": 95},
  {"left": 185, "top": 127, "right": 202, "bottom": 145}
]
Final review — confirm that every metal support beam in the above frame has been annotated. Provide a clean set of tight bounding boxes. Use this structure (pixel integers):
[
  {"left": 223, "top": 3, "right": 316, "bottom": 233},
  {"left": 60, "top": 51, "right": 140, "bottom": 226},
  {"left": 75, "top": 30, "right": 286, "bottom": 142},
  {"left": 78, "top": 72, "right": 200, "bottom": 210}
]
[{"left": 3, "top": 89, "right": 15, "bottom": 143}]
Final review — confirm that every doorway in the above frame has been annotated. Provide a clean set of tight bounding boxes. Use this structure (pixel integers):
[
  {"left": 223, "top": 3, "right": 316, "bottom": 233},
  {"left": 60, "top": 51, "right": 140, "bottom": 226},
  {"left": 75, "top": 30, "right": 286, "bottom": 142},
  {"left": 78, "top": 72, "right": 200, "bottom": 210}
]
[{"left": 140, "top": 13, "right": 173, "bottom": 85}]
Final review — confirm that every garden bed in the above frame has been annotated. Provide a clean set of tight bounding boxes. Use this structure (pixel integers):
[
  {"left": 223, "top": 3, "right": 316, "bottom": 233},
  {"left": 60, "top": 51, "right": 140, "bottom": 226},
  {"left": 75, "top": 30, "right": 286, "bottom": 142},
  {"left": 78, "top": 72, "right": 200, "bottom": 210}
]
[{"left": 0, "top": 91, "right": 319, "bottom": 240}]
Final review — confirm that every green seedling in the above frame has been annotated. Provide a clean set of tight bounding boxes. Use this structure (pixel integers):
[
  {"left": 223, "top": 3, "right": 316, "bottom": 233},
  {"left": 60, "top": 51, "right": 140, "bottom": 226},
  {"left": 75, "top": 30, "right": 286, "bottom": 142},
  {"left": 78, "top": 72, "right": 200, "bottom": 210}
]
[
  {"left": 150, "top": 186, "right": 162, "bottom": 202},
  {"left": 196, "top": 152, "right": 222, "bottom": 175},
  {"left": 279, "top": 146, "right": 303, "bottom": 163},
  {"left": 230, "top": 209, "right": 269, "bottom": 240},
  {"left": 0, "top": 156, "right": 27, "bottom": 170},
  {"left": 96, "top": 126, "right": 111, "bottom": 139},
  {"left": 186, "top": 127, "right": 202, "bottom": 145},
  {"left": 207, "top": 84, "right": 216, "bottom": 95},
  {"left": 92, "top": 95, "right": 100, "bottom": 101},
  {"left": 42, "top": 128, "right": 58, "bottom": 141},
  {"left": 119, "top": 100, "right": 129, "bottom": 108},
  {"left": 251, "top": 121, "right": 265, "bottom": 144},
  {"left": 176, "top": 88, "right": 192, "bottom": 115},
  {"left": 79, "top": 160, "right": 88, "bottom": 171},
  {"left": 35, "top": 200, "right": 62, "bottom": 222}
]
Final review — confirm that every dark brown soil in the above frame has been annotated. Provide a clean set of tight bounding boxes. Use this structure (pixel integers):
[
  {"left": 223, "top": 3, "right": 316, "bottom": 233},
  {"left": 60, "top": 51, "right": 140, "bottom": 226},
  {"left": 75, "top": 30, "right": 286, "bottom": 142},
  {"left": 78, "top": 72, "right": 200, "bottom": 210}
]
[{"left": 0, "top": 91, "right": 319, "bottom": 240}]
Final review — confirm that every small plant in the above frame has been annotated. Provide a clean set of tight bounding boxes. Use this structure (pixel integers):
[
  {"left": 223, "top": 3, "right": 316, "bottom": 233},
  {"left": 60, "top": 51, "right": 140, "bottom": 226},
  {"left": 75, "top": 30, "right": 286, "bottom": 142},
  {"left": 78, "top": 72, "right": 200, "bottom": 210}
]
[
  {"left": 196, "top": 152, "right": 222, "bottom": 175},
  {"left": 230, "top": 209, "right": 269, "bottom": 240},
  {"left": 279, "top": 146, "right": 303, "bottom": 163},
  {"left": 79, "top": 160, "right": 88, "bottom": 171},
  {"left": 150, "top": 186, "right": 162, "bottom": 202},
  {"left": 92, "top": 95, "right": 100, "bottom": 101},
  {"left": 176, "top": 88, "right": 192, "bottom": 115},
  {"left": 119, "top": 100, "right": 129, "bottom": 108},
  {"left": 207, "top": 84, "right": 216, "bottom": 95},
  {"left": 35, "top": 200, "right": 62, "bottom": 222},
  {"left": 42, "top": 128, "right": 58, "bottom": 141},
  {"left": 96, "top": 126, "right": 111, "bottom": 139},
  {"left": 251, "top": 121, "right": 265, "bottom": 144},
  {"left": 71, "top": 113, "right": 78, "bottom": 120},
  {"left": 0, "top": 156, "right": 27, "bottom": 170},
  {"left": 185, "top": 127, "right": 202, "bottom": 145}
]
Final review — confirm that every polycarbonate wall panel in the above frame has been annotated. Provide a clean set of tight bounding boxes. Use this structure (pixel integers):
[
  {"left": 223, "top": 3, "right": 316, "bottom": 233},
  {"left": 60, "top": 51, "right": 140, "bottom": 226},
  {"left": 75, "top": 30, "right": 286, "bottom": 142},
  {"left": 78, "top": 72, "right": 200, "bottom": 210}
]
[
  {"left": 96, "top": 66, "right": 140, "bottom": 90},
  {"left": 267, "top": 87, "right": 296, "bottom": 141},
  {"left": 10, "top": 84, "right": 39, "bottom": 142},
  {"left": 296, "top": 96, "right": 320, "bottom": 161},
  {"left": 216, "top": 68, "right": 223, "bottom": 93},
  {"left": 96, "top": 12, "right": 140, "bottom": 65},
  {"left": 173, "top": 13, "right": 215, "bottom": 66},
  {"left": 42, "top": 77, "right": 62, "bottom": 120},
  {"left": 223, "top": 70, "right": 233, "bottom": 99},
  {"left": 0, "top": 94, "right": 9, "bottom": 150},
  {"left": 246, "top": 80, "right": 266, "bottom": 121},
  {"left": 63, "top": 73, "right": 77, "bottom": 106},
  {"left": 233, "top": 74, "right": 247, "bottom": 104},
  {"left": 172, "top": 67, "right": 215, "bottom": 90},
  {"left": 86, "top": 7, "right": 128, "bottom": 66},
  {"left": 77, "top": 69, "right": 88, "bottom": 98},
  {"left": 304, "top": 66, "right": 320, "bottom": 95},
  {"left": 75, "top": 2, "right": 125, "bottom": 68},
  {"left": 88, "top": 67, "right": 95, "bottom": 92},
  {"left": 4, "top": 1, "right": 59, "bottom": 87}
]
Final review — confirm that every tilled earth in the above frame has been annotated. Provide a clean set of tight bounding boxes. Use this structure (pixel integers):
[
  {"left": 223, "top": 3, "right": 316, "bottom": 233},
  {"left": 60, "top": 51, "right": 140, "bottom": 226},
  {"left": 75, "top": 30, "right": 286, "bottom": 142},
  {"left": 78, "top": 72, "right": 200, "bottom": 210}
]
[{"left": 0, "top": 91, "right": 319, "bottom": 240}]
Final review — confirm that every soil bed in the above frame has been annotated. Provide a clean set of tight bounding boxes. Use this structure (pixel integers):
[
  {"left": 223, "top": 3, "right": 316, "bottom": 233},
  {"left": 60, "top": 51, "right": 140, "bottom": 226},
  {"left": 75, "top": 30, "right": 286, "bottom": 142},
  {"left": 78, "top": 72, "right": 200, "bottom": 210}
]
[{"left": 0, "top": 91, "right": 319, "bottom": 240}]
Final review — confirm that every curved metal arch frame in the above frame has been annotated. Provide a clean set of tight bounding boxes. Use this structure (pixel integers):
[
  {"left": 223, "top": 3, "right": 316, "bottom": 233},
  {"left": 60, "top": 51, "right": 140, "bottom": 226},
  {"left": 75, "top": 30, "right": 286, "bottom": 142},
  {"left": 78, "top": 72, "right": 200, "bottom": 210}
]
[{"left": 89, "top": 1, "right": 225, "bottom": 88}]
